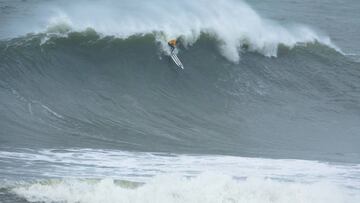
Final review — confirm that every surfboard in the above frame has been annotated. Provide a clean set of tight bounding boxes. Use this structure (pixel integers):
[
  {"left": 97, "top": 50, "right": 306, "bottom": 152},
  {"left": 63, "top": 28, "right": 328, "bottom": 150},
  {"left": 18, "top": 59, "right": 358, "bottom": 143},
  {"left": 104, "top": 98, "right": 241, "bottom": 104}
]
[{"left": 170, "top": 52, "right": 184, "bottom": 69}]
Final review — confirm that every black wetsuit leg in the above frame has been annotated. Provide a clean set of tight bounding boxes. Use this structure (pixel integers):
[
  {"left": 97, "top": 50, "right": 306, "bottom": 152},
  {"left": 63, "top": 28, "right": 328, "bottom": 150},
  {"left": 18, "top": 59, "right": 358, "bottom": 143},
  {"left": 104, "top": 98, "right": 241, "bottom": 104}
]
[{"left": 168, "top": 43, "right": 175, "bottom": 53}]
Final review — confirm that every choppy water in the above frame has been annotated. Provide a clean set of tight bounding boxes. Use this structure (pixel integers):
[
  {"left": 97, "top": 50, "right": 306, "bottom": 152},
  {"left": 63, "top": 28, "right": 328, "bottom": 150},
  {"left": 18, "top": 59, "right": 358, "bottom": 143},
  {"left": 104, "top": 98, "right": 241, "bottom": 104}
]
[{"left": 1, "top": 0, "right": 360, "bottom": 202}]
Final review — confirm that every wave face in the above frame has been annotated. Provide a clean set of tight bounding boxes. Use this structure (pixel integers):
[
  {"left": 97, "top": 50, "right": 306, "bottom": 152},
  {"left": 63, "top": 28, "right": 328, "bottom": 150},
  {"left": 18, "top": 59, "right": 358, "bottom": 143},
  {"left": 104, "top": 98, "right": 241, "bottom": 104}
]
[{"left": 1, "top": 32, "right": 360, "bottom": 162}]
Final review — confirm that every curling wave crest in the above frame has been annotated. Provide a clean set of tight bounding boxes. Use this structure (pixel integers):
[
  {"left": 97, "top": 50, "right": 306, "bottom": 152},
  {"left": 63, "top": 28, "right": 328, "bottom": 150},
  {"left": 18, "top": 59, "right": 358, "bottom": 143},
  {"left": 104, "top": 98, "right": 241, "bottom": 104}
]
[{"left": 27, "top": 0, "right": 339, "bottom": 62}]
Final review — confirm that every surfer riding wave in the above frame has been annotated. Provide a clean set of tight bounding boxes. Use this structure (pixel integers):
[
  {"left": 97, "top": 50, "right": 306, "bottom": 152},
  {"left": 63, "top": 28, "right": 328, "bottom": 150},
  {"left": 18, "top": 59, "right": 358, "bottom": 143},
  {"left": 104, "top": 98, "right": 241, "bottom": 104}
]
[
  {"left": 167, "top": 39, "right": 184, "bottom": 69},
  {"left": 168, "top": 39, "right": 177, "bottom": 53}
]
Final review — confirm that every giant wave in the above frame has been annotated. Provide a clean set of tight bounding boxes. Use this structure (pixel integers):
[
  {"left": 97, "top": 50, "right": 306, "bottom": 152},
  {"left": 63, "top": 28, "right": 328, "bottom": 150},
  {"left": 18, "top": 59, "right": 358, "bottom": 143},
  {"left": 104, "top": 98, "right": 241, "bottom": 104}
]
[
  {"left": 1, "top": 31, "right": 359, "bottom": 162},
  {"left": 1, "top": 0, "right": 360, "bottom": 202}
]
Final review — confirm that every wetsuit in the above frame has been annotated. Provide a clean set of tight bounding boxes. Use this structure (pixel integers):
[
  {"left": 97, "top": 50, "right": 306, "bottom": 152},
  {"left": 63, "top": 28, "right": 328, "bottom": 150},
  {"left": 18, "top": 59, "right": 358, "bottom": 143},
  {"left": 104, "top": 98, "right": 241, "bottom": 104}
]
[{"left": 168, "top": 40, "right": 177, "bottom": 53}]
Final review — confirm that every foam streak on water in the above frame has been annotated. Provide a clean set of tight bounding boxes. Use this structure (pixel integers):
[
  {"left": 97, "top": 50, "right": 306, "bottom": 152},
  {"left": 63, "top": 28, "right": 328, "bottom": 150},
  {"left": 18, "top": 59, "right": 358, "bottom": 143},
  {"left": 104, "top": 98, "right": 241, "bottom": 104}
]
[{"left": 0, "top": 149, "right": 359, "bottom": 202}]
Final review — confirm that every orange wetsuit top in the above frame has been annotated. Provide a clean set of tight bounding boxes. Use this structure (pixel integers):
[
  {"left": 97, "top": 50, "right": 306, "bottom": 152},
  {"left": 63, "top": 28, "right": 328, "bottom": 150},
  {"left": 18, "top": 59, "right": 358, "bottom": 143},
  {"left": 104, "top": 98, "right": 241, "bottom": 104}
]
[{"left": 168, "top": 39, "right": 177, "bottom": 46}]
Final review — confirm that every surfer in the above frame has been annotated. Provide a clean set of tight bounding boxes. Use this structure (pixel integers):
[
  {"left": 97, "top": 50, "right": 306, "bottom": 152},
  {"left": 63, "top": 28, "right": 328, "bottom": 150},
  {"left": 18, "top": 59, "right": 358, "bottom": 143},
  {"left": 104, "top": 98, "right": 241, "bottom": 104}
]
[
  {"left": 168, "top": 39, "right": 177, "bottom": 53},
  {"left": 168, "top": 39, "right": 184, "bottom": 69}
]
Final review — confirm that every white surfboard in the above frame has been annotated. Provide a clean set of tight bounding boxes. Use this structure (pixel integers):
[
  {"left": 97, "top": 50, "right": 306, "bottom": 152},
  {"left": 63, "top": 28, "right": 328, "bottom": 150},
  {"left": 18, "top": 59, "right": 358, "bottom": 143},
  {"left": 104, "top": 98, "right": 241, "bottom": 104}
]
[{"left": 170, "top": 52, "right": 184, "bottom": 69}]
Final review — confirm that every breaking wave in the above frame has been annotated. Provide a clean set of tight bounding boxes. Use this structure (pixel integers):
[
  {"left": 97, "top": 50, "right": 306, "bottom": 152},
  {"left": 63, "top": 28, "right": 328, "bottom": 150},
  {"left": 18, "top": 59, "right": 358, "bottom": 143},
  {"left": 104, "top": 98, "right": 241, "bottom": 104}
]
[
  {"left": 3, "top": 0, "right": 338, "bottom": 62},
  {"left": 1, "top": 31, "right": 360, "bottom": 162},
  {"left": 1, "top": 1, "right": 360, "bottom": 203}
]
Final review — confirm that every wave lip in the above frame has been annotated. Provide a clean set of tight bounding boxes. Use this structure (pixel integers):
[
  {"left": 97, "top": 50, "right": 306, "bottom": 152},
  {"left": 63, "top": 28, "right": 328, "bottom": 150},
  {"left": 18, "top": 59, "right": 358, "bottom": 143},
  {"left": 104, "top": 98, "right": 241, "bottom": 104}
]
[{"left": 3, "top": 0, "right": 340, "bottom": 62}]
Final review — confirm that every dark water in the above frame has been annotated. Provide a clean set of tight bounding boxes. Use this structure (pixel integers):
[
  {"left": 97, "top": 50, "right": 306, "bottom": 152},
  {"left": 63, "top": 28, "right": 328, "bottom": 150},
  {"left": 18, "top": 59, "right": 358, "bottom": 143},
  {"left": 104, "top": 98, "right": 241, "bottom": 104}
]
[
  {"left": 1, "top": 32, "right": 360, "bottom": 161},
  {"left": 0, "top": 0, "right": 360, "bottom": 202}
]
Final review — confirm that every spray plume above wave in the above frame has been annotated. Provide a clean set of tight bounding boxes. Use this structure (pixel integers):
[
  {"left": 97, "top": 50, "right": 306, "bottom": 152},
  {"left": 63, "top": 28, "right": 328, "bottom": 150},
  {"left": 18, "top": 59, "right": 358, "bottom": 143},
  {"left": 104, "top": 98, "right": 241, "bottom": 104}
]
[{"left": 21, "top": 0, "right": 336, "bottom": 62}]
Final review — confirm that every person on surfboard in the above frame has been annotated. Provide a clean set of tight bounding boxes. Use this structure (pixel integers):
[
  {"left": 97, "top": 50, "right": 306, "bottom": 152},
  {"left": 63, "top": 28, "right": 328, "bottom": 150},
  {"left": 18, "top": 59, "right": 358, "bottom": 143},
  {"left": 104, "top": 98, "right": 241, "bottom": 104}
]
[
  {"left": 168, "top": 39, "right": 184, "bottom": 69},
  {"left": 168, "top": 39, "right": 177, "bottom": 53}
]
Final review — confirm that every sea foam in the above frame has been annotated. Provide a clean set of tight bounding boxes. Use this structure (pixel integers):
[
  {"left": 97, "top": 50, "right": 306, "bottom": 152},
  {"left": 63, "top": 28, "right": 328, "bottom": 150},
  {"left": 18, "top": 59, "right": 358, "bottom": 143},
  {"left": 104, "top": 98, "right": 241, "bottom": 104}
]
[
  {"left": 13, "top": 174, "right": 358, "bottom": 203},
  {"left": 2, "top": 149, "right": 360, "bottom": 203},
  {"left": 30, "top": 0, "right": 338, "bottom": 62}
]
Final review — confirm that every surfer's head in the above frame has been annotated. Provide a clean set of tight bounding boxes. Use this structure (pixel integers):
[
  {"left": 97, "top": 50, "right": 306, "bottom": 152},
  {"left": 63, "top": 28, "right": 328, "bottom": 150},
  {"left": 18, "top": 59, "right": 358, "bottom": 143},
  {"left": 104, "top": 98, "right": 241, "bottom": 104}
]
[{"left": 168, "top": 39, "right": 177, "bottom": 46}]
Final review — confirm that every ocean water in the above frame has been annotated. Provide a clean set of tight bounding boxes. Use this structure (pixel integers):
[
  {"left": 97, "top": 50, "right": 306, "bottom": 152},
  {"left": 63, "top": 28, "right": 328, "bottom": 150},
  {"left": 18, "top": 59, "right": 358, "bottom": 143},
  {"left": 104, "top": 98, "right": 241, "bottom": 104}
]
[{"left": 0, "top": 0, "right": 360, "bottom": 202}]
